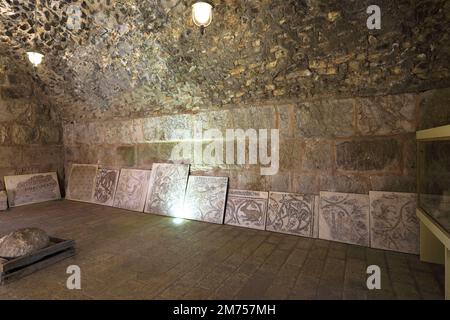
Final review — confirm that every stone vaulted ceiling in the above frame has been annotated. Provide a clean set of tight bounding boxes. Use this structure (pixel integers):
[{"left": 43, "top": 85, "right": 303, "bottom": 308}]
[{"left": 1, "top": 0, "right": 450, "bottom": 121}]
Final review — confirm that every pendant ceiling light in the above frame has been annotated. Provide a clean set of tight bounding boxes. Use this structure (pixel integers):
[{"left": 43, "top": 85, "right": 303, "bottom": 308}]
[
  {"left": 26, "top": 51, "right": 44, "bottom": 67},
  {"left": 192, "top": 1, "right": 213, "bottom": 33},
  {"left": 27, "top": 1, "right": 44, "bottom": 67}
]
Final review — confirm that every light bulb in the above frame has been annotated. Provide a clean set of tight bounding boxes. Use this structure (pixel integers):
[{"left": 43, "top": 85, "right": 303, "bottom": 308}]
[
  {"left": 192, "top": 2, "right": 213, "bottom": 28},
  {"left": 26, "top": 52, "right": 44, "bottom": 67},
  {"left": 172, "top": 218, "right": 184, "bottom": 225}
]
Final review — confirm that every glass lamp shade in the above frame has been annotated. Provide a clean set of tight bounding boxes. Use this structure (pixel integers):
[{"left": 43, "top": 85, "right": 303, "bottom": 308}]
[
  {"left": 26, "top": 52, "right": 44, "bottom": 67},
  {"left": 192, "top": 2, "right": 213, "bottom": 27}
]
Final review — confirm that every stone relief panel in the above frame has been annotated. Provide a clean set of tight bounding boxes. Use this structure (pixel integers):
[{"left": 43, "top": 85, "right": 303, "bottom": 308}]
[
  {"left": 4, "top": 172, "right": 61, "bottom": 207},
  {"left": 356, "top": 94, "right": 416, "bottom": 136},
  {"left": 224, "top": 189, "right": 268, "bottom": 230},
  {"left": 183, "top": 176, "right": 228, "bottom": 224},
  {"left": 144, "top": 163, "right": 190, "bottom": 217},
  {"left": 266, "top": 192, "right": 316, "bottom": 237},
  {"left": 319, "top": 192, "right": 370, "bottom": 246},
  {"left": 336, "top": 139, "right": 400, "bottom": 172},
  {"left": 66, "top": 164, "right": 98, "bottom": 202},
  {"left": 92, "top": 168, "right": 120, "bottom": 206},
  {"left": 294, "top": 99, "right": 355, "bottom": 138},
  {"left": 370, "top": 191, "right": 419, "bottom": 254},
  {"left": 113, "top": 168, "right": 151, "bottom": 212}
]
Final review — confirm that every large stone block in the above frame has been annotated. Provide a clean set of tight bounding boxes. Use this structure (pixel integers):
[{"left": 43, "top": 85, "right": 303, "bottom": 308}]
[
  {"left": 0, "top": 83, "right": 32, "bottom": 99},
  {"left": 70, "top": 145, "right": 119, "bottom": 167},
  {"left": 137, "top": 143, "right": 160, "bottom": 167},
  {"left": 336, "top": 139, "right": 400, "bottom": 172},
  {"left": 73, "top": 122, "right": 90, "bottom": 144},
  {"left": 131, "top": 119, "right": 145, "bottom": 143},
  {"left": 279, "top": 139, "right": 302, "bottom": 172},
  {"left": 0, "top": 190, "right": 7, "bottom": 210},
  {"left": 223, "top": 170, "right": 239, "bottom": 189},
  {"left": 159, "top": 114, "right": 193, "bottom": 142},
  {"left": 62, "top": 123, "right": 75, "bottom": 146},
  {"left": 0, "top": 146, "right": 21, "bottom": 167},
  {"left": 104, "top": 120, "right": 138, "bottom": 144},
  {"left": 370, "top": 175, "right": 416, "bottom": 193},
  {"left": 403, "top": 135, "right": 416, "bottom": 175},
  {"left": 22, "top": 146, "right": 63, "bottom": 167},
  {"left": 159, "top": 141, "right": 189, "bottom": 162},
  {"left": 0, "top": 99, "right": 30, "bottom": 122},
  {"left": 419, "top": 87, "right": 450, "bottom": 130},
  {"left": 0, "top": 124, "right": 7, "bottom": 144},
  {"left": 64, "top": 146, "right": 82, "bottom": 164},
  {"left": 277, "top": 105, "right": 294, "bottom": 138},
  {"left": 95, "top": 146, "right": 119, "bottom": 167},
  {"left": 116, "top": 145, "right": 136, "bottom": 167},
  {"left": 11, "top": 124, "right": 39, "bottom": 145},
  {"left": 142, "top": 117, "right": 159, "bottom": 142},
  {"left": 292, "top": 174, "right": 318, "bottom": 195},
  {"left": 143, "top": 114, "right": 193, "bottom": 142},
  {"left": 86, "top": 122, "right": 105, "bottom": 145},
  {"left": 237, "top": 172, "right": 269, "bottom": 191},
  {"left": 40, "top": 126, "right": 61, "bottom": 144},
  {"left": 195, "top": 110, "right": 233, "bottom": 132},
  {"left": 268, "top": 174, "right": 291, "bottom": 192},
  {"left": 232, "top": 106, "right": 276, "bottom": 130},
  {"left": 295, "top": 99, "right": 355, "bottom": 138},
  {"left": 302, "top": 140, "right": 333, "bottom": 172},
  {"left": 356, "top": 94, "right": 417, "bottom": 135},
  {"left": 319, "top": 174, "right": 370, "bottom": 194}
]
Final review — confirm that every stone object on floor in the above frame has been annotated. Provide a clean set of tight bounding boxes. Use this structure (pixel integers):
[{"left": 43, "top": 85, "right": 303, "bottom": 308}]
[{"left": 0, "top": 228, "right": 50, "bottom": 258}]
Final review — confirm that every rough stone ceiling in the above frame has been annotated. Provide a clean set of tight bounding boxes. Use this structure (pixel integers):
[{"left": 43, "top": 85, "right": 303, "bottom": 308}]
[{"left": 1, "top": 0, "right": 450, "bottom": 121}]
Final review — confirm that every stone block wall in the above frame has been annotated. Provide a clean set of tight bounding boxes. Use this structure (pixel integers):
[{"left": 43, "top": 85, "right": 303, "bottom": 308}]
[
  {"left": 0, "top": 57, "right": 64, "bottom": 191},
  {"left": 62, "top": 87, "right": 450, "bottom": 195}
]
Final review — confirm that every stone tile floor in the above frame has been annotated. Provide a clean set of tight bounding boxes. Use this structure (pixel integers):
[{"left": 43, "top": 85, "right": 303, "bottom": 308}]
[{"left": 0, "top": 200, "right": 445, "bottom": 300}]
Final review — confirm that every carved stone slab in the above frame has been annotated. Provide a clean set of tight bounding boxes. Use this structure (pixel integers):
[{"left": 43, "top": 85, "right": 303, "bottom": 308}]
[
  {"left": 183, "top": 176, "right": 228, "bottom": 224},
  {"left": 224, "top": 189, "right": 268, "bottom": 230},
  {"left": 113, "top": 169, "right": 151, "bottom": 212},
  {"left": 4, "top": 172, "right": 61, "bottom": 207},
  {"left": 266, "top": 192, "right": 316, "bottom": 237},
  {"left": 66, "top": 164, "right": 98, "bottom": 202},
  {"left": 91, "top": 168, "right": 120, "bottom": 206},
  {"left": 319, "top": 192, "right": 370, "bottom": 246},
  {"left": 144, "top": 163, "right": 190, "bottom": 217},
  {"left": 0, "top": 191, "right": 7, "bottom": 211},
  {"left": 370, "top": 191, "right": 419, "bottom": 254}
]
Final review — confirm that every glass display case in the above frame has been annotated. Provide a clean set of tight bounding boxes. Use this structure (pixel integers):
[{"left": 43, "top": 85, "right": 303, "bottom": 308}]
[
  {"left": 416, "top": 125, "right": 450, "bottom": 300},
  {"left": 418, "top": 128, "right": 450, "bottom": 234}
]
